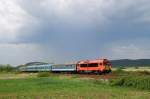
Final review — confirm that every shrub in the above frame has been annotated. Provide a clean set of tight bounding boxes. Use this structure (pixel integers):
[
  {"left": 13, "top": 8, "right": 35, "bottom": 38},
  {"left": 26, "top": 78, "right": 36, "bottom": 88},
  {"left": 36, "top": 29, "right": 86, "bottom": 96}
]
[
  {"left": 110, "top": 76, "right": 150, "bottom": 90},
  {"left": 110, "top": 78, "right": 125, "bottom": 86},
  {"left": 115, "top": 67, "right": 125, "bottom": 72},
  {"left": 134, "top": 67, "right": 139, "bottom": 69},
  {"left": 37, "top": 72, "right": 50, "bottom": 77},
  {"left": 112, "top": 67, "right": 126, "bottom": 76},
  {"left": 0, "top": 64, "right": 14, "bottom": 72},
  {"left": 138, "top": 70, "right": 150, "bottom": 75}
]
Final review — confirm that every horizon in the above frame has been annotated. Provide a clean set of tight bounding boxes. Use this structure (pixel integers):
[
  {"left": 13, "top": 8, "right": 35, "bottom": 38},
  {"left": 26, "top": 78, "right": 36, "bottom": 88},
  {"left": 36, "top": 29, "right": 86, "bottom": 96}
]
[{"left": 12, "top": 58, "right": 150, "bottom": 67}]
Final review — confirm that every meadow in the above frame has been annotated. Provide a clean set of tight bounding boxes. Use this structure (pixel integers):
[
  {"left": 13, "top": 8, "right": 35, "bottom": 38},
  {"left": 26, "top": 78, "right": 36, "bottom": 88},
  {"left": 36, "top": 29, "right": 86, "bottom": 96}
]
[
  {"left": 112, "top": 67, "right": 150, "bottom": 72},
  {"left": 0, "top": 68, "right": 150, "bottom": 99}
]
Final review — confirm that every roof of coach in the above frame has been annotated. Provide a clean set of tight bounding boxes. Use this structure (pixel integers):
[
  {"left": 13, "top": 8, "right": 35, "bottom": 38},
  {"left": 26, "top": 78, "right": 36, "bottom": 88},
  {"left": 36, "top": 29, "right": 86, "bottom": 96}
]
[
  {"left": 52, "top": 64, "right": 75, "bottom": 66},
  {"left": 24, "top": 62, "right": 49, "bottom": 66}
]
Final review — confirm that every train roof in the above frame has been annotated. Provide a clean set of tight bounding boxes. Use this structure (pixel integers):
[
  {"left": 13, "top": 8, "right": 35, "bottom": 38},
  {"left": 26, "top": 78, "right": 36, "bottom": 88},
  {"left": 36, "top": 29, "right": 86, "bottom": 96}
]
[
  {"left": 24, "top": 62, "right": 49, "bottom": 66},
  {"left": 52, "top": 64, "right": 75, "bottom": 66},
  {"left": 77, "top": 59, "right": 109, "bottom": 64}
]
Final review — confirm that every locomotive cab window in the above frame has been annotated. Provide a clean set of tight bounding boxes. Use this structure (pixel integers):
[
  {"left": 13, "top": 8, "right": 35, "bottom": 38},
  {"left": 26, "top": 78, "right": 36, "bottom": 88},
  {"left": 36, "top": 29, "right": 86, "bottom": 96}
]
[{"left": 88, "top": 63, "right": 98, "bottom": 67}]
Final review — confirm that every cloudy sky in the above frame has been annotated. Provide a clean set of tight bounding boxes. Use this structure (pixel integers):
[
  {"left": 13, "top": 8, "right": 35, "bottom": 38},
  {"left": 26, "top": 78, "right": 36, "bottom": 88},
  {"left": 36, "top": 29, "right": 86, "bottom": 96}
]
[{"left": 0, "top": 0, "right": 150, "bottom": 65}]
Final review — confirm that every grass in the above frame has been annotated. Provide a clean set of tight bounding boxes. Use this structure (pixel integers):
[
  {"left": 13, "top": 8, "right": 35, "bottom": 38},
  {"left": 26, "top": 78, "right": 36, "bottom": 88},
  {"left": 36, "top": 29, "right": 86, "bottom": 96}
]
[
  {"left": 113, "top": 67, "right": 150, "bottom": 72},
  {"left": 0, "top": 73, "right": 150, "bottom": 99},
  {"left": 111, "top": 76, "right": 150, "bottom": 89},
  {"left": 0, "top": 72, "right": 37, "bottom": 79},
  {"left": 110, "top": 68, "right": 150, "bottom": 91},
  {"left": 37, "top": 72, "right": 51, "bottom": 77}
]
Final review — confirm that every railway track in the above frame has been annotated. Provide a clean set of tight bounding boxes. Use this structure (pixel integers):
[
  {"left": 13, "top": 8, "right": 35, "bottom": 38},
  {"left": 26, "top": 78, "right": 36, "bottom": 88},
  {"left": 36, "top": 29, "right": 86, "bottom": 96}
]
[{"left": 59, "top": 73, "right": 113, "bottom": 80}]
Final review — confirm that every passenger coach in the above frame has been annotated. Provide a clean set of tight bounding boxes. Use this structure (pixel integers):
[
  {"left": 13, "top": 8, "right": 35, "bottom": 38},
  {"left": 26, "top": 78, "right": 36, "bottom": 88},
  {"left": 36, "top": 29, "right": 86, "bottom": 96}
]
[
  {"left": 18, "top": 62, "right": 52, "bottom": 72},
  {"left": 51, "top": 64, "right": 76, "bottom": 72}
]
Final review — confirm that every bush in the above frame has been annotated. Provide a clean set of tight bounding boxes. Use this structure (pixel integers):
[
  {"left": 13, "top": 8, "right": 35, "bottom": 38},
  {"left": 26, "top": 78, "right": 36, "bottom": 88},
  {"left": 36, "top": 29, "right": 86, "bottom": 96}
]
[
  {"left": 0, "top": 64, "right": 14, "bottom": 72},
  {"left": 113, "top": 68, "right": 126, "bottom": 76},
  {"left": 110, "top": 76, "right": 150, "bottom": 90},
  {"left": 138, "top": 70, "right": 150, "bottom": 75},
  {"left": 134, "top": 67, "right": 139, "bottom": 69},
  {"left": 37, "top": 72, "right": 50, "bottom": 77},
  {"left": 115, "top": 67, "right": 125, "bottom": 72}
]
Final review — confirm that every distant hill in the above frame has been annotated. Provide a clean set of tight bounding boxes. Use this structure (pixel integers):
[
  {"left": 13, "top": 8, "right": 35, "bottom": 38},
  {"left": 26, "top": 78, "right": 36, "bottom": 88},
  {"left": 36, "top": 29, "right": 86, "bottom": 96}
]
[{"left": 111, "top": 59, "right": 150, "bottom": 67}]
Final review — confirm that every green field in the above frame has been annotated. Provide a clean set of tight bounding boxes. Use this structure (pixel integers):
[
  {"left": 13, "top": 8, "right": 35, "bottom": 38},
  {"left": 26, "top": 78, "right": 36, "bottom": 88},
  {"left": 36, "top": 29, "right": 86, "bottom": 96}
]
[
  {"left": 0, "top": 72, "right": 150, "bottom": 99},
  {"left": 113, "top": 67, "right": 150, "bottom": 72}
]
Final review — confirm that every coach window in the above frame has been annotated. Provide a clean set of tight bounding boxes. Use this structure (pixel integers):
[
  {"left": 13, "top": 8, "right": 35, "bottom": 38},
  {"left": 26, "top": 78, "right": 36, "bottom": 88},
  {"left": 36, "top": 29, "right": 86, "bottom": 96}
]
[{"left": 88, "top": 63, "right": 98, "bottom": 67}]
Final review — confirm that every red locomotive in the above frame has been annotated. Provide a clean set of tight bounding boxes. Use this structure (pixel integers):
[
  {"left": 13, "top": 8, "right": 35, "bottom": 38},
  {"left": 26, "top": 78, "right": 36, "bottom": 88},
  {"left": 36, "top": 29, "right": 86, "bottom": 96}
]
[{"left": 76, "top": 59, "right": 112, "bottom": 74}]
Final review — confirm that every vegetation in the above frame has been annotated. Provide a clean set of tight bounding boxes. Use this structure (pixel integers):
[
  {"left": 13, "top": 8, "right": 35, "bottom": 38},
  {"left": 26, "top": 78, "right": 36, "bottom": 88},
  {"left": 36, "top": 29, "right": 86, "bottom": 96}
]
[
  {"left": 110, "top": 76, "right": 150, "bottom": 90},
  {"left": 0, "top": 67, "right": 150, "bottom": 98},
  {"left": 110, "top": 68, "right": 150, "bottom": 90},
  {"left": 0, "top": 74, "right": 150, "bottom": 99},
  {"left": 114, "top": 67, "right": 125, "bottom": 72},
  {"left": 37, "top": 72, "right": 51, "bottom": 77},
  {"left": 111, "top": 59, "right": 150, "bottom": 67},
  {"left": 138, "top": 70, "right": 150, "bottom": 75},
  {"left": 0, "top": 64, "right": 14, "bottom": 72}
]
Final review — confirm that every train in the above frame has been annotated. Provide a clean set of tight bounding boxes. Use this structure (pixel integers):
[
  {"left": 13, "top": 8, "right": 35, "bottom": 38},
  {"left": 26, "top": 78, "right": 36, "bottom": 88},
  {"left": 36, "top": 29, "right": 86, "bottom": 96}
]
[{"left": 18, "top": 59, "right": 112, "bottom": 74}]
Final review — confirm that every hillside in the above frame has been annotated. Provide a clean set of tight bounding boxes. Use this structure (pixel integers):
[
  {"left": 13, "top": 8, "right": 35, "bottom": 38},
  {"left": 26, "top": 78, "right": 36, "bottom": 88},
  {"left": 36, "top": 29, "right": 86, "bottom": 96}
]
[{"left": 111, "top": 59, "right": 150, "bottom": 67}]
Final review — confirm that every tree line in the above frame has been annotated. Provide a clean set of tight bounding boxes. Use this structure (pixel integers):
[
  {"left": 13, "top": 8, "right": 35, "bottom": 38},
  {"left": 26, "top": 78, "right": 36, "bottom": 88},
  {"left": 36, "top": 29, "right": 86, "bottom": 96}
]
[
  {"left": 111, "top": 59, "right": 150, "bottom": 67},
  {"left": 0, "top": 64, "right": 15, "bottom": 72}
]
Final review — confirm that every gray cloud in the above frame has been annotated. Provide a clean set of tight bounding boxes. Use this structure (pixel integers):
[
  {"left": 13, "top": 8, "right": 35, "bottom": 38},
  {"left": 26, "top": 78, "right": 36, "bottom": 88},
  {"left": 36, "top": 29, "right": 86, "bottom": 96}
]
[
  {"left": 0, "top": 0, "right": 150, "bottom": 65},
  {"left": 17, "top": 0, "right": 150, "bottom": 41},
  {"left": 104, "top": 38, "right": 150, "bottom": 59}
]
